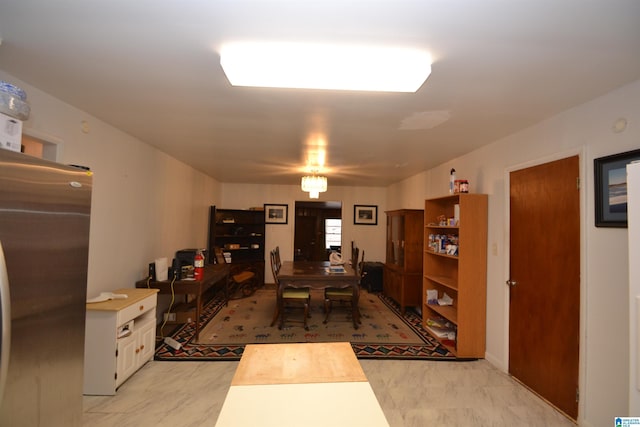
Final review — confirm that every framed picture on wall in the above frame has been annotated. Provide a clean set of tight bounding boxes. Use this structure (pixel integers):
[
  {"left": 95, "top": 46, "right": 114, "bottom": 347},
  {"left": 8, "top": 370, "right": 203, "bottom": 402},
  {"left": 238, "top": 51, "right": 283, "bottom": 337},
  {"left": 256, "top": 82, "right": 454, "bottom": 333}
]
[
  {"left": 264, "top": 204, "right": 288, "bottom": 224},
  {"left": 594, "top": 148, "right": 640, "bottom": 227},
  {"left": 354, "top": 205, "right": 378, "bottom": 225}
]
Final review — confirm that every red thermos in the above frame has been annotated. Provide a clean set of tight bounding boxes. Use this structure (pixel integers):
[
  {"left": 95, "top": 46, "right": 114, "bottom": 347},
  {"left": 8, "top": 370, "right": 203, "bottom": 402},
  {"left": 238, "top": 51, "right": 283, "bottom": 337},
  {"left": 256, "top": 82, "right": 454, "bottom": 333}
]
[{"left": 194, "top": 250, "right": 204, "bottom": 281}]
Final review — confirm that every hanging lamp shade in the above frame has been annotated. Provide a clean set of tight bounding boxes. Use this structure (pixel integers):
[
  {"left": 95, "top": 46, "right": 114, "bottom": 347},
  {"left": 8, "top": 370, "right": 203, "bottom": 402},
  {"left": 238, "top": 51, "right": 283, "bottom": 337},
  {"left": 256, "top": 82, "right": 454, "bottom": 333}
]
[{"left": 301, "top": 175, "right": 327, "bottom": 199}]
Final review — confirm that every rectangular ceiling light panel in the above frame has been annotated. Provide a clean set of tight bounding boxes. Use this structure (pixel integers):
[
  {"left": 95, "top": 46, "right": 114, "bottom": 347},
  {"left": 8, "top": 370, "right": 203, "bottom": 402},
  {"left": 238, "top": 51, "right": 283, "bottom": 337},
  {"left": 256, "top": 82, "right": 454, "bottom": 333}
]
[{"left": 220, "top": 42, "right": 431, "bottom": 93}]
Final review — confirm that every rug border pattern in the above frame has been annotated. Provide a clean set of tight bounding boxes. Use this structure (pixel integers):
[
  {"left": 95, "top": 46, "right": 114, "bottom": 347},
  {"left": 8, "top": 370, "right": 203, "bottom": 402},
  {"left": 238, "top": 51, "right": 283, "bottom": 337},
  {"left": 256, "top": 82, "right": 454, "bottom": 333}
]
[{"left": 155, "top": 291, "right": 458, "bottom": 361}]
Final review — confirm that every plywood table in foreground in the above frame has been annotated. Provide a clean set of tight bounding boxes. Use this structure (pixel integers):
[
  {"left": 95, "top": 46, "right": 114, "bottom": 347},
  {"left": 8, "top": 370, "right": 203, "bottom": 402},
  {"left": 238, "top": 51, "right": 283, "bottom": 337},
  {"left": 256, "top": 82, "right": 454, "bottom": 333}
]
[{"left": 215, "top": 342, "right": 390, "bottom": 427}]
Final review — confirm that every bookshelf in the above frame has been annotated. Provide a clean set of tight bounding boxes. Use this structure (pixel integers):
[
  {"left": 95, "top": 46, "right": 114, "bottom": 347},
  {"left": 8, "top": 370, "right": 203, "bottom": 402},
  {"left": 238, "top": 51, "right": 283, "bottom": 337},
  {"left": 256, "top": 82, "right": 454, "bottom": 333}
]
[
  {"left": 208, "top": 206, "right": 265, "bottom": 285},
  {"left": 422, "top": 194, "right": 487, "bottom": 357}
]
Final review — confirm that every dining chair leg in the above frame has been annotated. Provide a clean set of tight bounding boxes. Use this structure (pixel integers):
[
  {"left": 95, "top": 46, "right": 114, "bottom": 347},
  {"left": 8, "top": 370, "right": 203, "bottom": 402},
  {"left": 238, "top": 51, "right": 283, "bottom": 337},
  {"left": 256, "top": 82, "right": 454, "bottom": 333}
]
[
  {"left": 352, "top": 304, "right": 360, "bottom": 329},
  {"left": 270, "top": 306, "right": 279, "bottom": 327},
  {"left": 323, "top": 298, "right": 332, "bottom": 324}
]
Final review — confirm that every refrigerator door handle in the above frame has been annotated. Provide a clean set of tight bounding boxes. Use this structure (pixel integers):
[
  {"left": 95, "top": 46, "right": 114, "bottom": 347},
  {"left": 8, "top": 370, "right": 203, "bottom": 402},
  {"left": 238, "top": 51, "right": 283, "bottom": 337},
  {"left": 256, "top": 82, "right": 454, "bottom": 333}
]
[{"left": 0, "top": 241, "right": 11, "bottom": 405}]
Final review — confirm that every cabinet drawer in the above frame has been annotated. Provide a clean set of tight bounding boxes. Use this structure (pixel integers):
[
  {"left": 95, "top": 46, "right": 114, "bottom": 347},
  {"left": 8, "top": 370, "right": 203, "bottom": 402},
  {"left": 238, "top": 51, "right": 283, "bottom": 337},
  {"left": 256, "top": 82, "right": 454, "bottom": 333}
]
[{"left": 117, "top": 294, "right": 157, "bottom": 326}]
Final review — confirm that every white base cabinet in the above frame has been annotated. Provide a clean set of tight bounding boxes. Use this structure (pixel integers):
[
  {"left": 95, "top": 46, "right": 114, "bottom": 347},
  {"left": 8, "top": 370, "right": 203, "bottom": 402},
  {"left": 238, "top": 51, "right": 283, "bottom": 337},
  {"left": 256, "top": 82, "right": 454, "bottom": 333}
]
[{"left": 84, "top": 288, "right": 159, "bottom": 395}]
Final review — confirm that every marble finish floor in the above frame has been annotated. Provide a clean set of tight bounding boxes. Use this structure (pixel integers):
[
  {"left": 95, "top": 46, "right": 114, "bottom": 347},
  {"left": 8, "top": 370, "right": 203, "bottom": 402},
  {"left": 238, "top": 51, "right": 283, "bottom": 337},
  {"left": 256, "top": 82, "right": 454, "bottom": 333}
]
[{"left": 83, "top": 358, "right": 575, "bottom": 426}]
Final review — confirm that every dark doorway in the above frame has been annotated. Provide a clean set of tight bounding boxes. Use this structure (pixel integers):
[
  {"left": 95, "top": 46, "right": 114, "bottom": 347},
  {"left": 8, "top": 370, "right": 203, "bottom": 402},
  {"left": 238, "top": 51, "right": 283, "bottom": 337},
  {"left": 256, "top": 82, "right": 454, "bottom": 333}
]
[{"left": 294, "top": 201, "right": 342, "bottom": 261}]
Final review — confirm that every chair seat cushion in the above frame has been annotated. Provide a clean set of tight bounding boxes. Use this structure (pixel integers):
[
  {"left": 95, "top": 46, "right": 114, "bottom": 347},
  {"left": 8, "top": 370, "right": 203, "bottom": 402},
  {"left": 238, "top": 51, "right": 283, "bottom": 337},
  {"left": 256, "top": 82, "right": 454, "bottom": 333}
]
[
  {"left": 233, "top": 271, "right": 255, "bottom": 283},
  {"left": 325, "top": 288, "right": 353, "bottom": 297},
  {"left": 283, "top": 288, "right": 310, "bottom": 299}
]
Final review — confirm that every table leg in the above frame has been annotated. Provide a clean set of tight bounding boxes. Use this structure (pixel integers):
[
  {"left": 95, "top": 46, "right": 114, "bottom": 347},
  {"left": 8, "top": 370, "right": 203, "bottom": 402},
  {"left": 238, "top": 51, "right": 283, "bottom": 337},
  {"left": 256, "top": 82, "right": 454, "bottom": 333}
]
[
  {"left": 277, "top": 284, "right": 284, "bottom": 330},
  {"left": 195, "top": 294, "right": 201, "bottom": 341}
]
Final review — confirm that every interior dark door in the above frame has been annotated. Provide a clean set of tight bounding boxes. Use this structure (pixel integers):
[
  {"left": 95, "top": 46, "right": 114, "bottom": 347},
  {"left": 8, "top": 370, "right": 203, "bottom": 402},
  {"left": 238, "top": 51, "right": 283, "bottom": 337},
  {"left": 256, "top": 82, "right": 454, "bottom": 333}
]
[
  {"left": 509, "top": 155, "right": 580, "bottom": 420},
  {"left": 294, "top": 202, "right": 341, "bottom": 261},
  {"left": 294, "top": 216, "right": 317, "bottom": 261}
]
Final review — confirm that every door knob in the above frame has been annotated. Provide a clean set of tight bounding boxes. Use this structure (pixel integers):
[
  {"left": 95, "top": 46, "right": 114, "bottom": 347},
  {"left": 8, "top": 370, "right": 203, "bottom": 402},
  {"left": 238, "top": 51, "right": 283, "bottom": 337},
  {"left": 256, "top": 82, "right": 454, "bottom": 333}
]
[{"left": 506, "top": 279, "right": 518, "bottom": 287}]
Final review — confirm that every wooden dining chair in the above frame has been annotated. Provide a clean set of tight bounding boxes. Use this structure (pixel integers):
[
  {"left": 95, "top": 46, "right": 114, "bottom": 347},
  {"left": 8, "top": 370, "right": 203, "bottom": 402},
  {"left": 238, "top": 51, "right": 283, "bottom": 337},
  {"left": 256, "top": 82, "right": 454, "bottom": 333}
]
[
  {"left": 274, "top": 245, "right": 282, "bottom": 271},
  {"left": 323, "top": 250, "right": 364, "bottom": 325},
  {"left": 269, "top": 249, "right": 311, "bottom": 330}
]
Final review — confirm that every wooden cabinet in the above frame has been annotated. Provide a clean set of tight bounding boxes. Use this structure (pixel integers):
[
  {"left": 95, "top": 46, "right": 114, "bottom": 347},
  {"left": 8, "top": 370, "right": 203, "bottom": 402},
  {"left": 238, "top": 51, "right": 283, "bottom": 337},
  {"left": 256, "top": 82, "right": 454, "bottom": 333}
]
[
  {"left": 383, "top": 209, "right": 424, "bottom": 314},
  {"left": 422, "top": 194, "right": 487, "bottom": 358},
  {"left": 208, "top": 206, "right": 265, "bottom": 284},
  {"left": 83, "top": 288, "right": 159, "bottom": 395}
]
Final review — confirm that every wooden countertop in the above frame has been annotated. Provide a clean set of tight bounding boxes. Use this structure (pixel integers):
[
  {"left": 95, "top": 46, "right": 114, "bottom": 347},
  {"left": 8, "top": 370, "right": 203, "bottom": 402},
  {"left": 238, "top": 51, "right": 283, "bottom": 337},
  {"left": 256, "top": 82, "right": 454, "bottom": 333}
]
[
  {"left": 231, "top": 342, "right": 367, "bottom": 386},
  {"left": 85, "top": 288, "right": 158, "bottom": 311}
]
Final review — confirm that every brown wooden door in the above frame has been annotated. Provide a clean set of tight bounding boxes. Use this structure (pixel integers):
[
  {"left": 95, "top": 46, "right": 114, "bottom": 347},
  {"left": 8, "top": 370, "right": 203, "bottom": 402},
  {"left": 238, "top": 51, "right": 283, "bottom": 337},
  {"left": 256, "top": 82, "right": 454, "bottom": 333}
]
[{"left": 509, "top": 155, "right": 580, "bottom": 420}]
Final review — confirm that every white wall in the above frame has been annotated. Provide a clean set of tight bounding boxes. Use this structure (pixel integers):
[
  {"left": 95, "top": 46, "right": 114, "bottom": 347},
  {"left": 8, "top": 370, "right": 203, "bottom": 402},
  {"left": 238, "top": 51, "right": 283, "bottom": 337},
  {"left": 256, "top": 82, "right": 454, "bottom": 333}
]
[
  {"left": 220, "top": 183, "right": 387, "bottom": 283},
  {"left": 5, "top": 65, "right": 638, "bottom": 425},
  {"left": 0, "top": 71, "right": 222, "bottom": 302},
  {"left": 388, "top": 79, "right": 640, "bottom": 426}
]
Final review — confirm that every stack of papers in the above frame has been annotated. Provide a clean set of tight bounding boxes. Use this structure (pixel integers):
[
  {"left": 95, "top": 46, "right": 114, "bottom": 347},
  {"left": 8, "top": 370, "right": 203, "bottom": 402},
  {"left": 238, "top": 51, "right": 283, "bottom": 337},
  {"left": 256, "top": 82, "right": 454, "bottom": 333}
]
[
  {"left": 327, "top": 266, "right": 346, "bottom": 273},
  {"left": 425, "top": 317, "right": 456, "bottom": 340}
]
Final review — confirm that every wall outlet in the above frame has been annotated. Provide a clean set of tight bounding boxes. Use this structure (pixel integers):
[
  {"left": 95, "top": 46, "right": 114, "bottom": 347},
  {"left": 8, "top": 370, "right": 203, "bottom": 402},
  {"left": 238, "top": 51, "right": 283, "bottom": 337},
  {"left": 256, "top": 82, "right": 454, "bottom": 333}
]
[{"left": 163, "top": 312, "right": 176, "bottom": 322}]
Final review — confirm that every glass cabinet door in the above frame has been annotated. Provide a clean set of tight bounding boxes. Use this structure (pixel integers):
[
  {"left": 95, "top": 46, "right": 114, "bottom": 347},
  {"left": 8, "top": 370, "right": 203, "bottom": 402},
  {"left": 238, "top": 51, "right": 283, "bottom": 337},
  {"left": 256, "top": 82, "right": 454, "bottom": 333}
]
[{"left": 386, "top": 214, "right": 405, "bottom": 266}]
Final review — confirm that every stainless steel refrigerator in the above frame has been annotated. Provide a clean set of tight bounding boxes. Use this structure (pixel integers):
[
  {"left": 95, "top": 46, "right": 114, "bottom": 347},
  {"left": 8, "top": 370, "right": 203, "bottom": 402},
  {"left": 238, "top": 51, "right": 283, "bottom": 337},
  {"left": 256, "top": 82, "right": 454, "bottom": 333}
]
[{"left": 0, "top": 148, "right": 92, "bottom": 426}]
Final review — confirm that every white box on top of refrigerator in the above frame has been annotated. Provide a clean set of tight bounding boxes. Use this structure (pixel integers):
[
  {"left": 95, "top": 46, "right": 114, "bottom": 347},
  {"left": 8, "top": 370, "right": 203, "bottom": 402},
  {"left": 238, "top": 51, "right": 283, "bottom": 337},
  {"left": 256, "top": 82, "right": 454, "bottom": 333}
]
[{"left": 0, "top": 112, "right": 22, "bottom": 152}]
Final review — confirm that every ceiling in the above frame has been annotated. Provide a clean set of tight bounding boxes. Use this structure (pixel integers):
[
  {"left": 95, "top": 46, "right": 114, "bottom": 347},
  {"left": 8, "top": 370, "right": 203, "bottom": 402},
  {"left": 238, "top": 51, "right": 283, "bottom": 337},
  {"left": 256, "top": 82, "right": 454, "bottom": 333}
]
[{"left": 1, "top": 1, "right": 639, "bottom": 187}]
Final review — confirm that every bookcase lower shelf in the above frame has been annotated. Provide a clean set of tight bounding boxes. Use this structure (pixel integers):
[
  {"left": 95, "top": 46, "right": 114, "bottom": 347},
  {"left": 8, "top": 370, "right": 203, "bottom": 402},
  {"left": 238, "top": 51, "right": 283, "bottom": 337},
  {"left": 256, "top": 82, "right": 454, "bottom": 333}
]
[
  {"left": 423, "top": 327, "right": 457, "bottom": 354},
  {"left": 423, "top": 304, "right": 457, "bottom": 354}
]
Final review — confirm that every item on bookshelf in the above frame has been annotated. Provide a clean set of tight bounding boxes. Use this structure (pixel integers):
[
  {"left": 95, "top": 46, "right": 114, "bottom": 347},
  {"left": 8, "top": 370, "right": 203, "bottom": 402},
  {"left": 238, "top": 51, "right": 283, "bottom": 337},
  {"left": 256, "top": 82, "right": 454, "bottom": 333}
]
[
  {"left": 425, "top": 316, "right": 456, "bottom": 340},
  {"left": 427, "top": 233, "right": 459, "bottom": 255},
  {"left": 454, "top": 179, "right": 469, "bottom": 194},
  {"left": 438, "top": 292, "right": 454, "bottom": 306},
  {"left": 449, "top": 168, "right": 456, "bottom": 194},
  {"left": 425, "top": 316, "right": 450, "bottom": 329},
  {"left": 426, "top": 289, "right": 438, "bottom": 305}
]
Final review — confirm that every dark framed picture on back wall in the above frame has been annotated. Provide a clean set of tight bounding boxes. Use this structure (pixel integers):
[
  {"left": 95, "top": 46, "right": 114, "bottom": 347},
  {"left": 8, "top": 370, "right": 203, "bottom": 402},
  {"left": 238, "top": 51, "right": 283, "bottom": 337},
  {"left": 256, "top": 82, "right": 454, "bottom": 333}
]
[
  {"left": 594, "top": 148, "right": 640, "bottom": 227},
  {"left": 354, "top": 205, "right": 378, "bottom": 225},
  {"left": 264, "top": 204, "right": 288, "bottom": 224}
]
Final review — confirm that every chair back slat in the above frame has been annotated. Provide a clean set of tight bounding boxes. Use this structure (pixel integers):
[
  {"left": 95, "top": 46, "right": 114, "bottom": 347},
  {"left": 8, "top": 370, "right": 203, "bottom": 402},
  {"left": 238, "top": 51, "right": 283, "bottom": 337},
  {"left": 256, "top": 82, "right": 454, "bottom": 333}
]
[
  {"left": 358, "top": 250, "right": 366, "bottom": 281},
  {"left": 270, "top": 249, "right": 280, "bottom": 285}
]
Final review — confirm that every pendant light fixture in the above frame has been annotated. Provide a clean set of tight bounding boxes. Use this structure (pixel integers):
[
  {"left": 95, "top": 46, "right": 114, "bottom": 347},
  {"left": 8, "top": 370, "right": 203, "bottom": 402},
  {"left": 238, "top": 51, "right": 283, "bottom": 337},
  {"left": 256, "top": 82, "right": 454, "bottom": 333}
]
[{"left": 301, "top": 174, "right": 327, "bottom": 199}]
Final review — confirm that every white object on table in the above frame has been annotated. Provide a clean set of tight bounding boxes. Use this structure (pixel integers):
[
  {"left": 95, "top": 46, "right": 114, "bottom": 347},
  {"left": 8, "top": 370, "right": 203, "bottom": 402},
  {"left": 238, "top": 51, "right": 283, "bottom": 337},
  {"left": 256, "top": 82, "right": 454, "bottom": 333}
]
[{"left": 86, "top": 292, "right": 128, "bottom": 303}]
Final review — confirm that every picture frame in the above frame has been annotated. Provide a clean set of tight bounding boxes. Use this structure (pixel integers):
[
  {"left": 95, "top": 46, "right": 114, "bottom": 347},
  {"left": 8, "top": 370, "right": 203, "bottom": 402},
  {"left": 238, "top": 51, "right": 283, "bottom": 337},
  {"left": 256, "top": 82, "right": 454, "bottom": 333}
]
[
  {"left": 594, "top": 148, "right": 640, "bottom": 228},
  {"left": 264, "top": 204, "right": 288, "bottom": 224},
  {"left": 354, "top": 204, "right": 378, "bottom": 225}
]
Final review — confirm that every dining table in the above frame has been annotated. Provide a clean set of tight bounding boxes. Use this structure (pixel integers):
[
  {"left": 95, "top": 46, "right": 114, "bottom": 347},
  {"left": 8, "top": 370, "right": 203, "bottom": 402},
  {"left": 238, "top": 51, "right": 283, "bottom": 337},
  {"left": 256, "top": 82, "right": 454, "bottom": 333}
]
[{"left": 276, "top": 260, "right": 361, "bottom": 329}]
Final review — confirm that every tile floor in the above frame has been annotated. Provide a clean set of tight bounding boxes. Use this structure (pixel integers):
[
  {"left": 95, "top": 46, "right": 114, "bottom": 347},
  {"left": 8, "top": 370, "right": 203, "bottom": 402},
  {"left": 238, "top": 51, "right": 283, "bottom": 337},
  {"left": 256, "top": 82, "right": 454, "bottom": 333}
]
[{"left": 83, "top": 357, "right": 575, "bottom": 426}]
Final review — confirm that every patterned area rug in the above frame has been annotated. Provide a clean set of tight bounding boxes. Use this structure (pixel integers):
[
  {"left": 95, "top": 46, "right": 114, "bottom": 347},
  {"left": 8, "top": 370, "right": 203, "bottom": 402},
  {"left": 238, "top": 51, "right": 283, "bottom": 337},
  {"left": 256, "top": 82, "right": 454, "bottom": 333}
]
[{"left": 155, "top": 288, "right": 457, "bottom": 361}]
